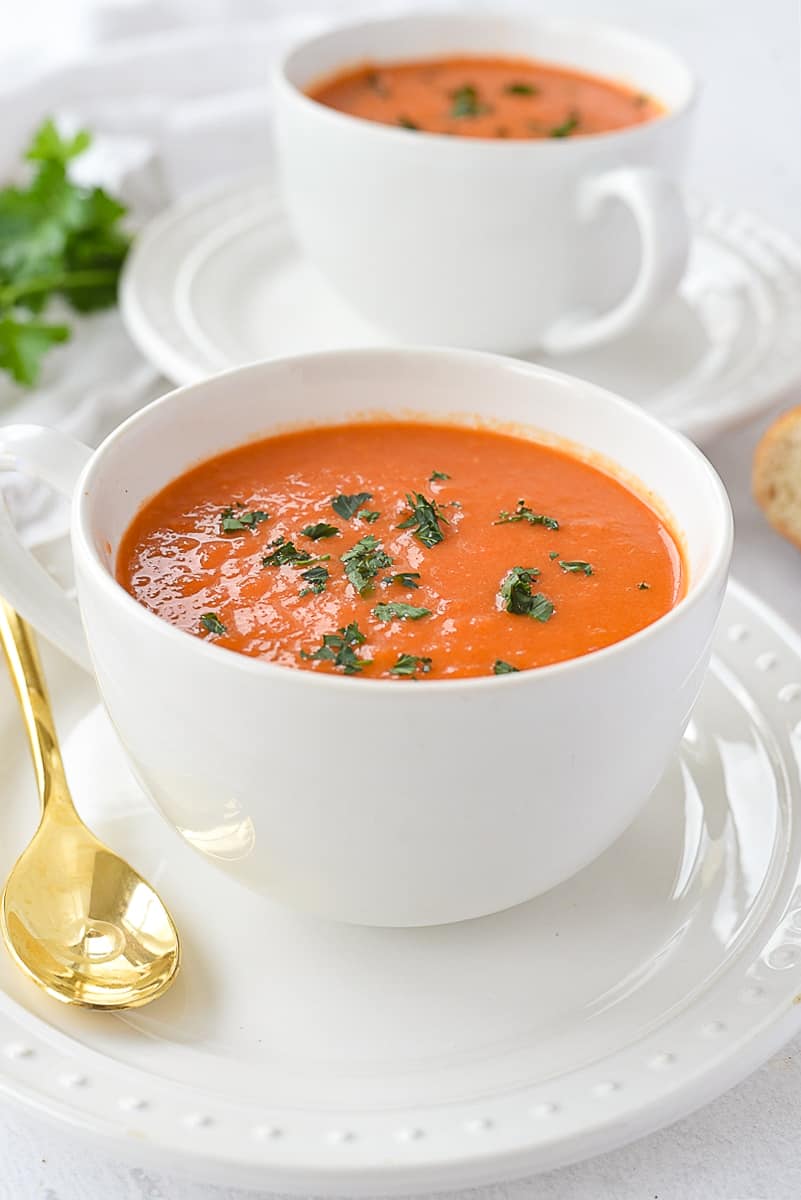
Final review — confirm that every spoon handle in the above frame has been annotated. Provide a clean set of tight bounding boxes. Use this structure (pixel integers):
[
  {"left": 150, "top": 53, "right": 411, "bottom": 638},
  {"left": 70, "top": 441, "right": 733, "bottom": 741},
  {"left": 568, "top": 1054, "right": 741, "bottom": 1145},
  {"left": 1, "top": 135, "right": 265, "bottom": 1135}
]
[{"left": 0, "top": 597, "right": 73, "bottom": 814}]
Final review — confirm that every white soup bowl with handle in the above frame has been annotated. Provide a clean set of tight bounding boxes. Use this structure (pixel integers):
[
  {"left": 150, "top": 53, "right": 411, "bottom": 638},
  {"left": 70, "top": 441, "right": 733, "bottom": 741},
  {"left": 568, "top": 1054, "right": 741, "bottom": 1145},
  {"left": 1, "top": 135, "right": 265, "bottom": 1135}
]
[
  {"left": 0, "top": 349, "right": 731, "bottom": 926},
  {"left": 274, "top": 12, "right": 697, "bottom": 355}
]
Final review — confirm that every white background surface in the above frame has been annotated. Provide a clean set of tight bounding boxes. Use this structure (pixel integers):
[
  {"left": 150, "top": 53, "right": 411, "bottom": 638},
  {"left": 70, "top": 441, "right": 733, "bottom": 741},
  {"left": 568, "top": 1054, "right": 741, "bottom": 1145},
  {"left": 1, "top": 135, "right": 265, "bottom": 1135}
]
[{"left": 1, "top": 0, "right": 801, "bottom": 1197}]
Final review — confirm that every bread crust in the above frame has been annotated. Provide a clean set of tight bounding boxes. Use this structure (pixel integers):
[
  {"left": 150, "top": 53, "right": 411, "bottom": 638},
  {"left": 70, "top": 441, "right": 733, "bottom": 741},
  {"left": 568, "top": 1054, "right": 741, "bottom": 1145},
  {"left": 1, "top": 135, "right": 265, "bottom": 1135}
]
[{"left": 753, "top": 404, "right": 801, "bottom": 550}]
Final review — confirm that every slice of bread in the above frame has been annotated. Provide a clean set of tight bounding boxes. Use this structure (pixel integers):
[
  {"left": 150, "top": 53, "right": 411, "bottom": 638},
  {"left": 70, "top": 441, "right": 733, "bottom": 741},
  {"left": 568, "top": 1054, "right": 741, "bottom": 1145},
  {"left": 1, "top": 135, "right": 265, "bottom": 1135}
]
[{"left": 753, "top": 405, "right": 801, "bottom": 548}]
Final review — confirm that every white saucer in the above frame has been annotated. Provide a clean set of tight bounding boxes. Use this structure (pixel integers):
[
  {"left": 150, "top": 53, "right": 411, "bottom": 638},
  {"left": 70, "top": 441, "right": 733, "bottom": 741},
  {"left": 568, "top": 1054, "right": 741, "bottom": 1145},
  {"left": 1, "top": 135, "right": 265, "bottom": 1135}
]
[
  {"left": 2, "top": 576, "right": 801, "bottom": 1194},
  {"left": 121, "top": 175, "right": 801, "bottom": 444}
]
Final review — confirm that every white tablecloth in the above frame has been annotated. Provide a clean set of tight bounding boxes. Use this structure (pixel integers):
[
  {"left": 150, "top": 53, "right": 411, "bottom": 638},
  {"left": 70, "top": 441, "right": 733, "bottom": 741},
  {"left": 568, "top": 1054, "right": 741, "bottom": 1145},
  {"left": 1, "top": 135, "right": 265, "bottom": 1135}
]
[{"left": 2, "top": 0, "right": 801, "bottom": 1197}]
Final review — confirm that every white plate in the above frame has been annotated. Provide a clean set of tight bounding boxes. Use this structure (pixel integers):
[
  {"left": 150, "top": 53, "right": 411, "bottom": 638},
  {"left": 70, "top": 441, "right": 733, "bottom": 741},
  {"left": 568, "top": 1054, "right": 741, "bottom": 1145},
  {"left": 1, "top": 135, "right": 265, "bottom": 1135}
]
[
  {"left": 2, "top": 578, "right": 801, "bottom": 1193},
  {"left": 121, "top": 176, "right": 801, "bottom": 444}
]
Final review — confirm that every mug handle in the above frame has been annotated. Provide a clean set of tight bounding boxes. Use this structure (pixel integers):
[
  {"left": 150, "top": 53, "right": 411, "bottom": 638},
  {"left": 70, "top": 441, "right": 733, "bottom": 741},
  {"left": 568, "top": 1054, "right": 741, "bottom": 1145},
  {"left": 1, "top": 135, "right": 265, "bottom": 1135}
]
[
  {"left": 0, "top": 425, "right": 93, "bottom": 671},
  {"left": 540, "top": 166, "right": 691, "bottom": 355}
]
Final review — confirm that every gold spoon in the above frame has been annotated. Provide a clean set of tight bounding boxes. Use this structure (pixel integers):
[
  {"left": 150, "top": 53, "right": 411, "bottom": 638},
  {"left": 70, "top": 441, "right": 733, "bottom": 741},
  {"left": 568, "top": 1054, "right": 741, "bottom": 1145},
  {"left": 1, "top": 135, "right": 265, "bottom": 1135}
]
[{"left": 0, "top": 598, "right": 180, "bottom": 1009}]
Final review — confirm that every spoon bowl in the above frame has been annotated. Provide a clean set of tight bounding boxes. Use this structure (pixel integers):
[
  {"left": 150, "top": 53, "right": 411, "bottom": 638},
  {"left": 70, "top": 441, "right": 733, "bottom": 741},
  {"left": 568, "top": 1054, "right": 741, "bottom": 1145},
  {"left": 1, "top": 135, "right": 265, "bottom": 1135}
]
[{"left": 0, "top": 598, "right": 180, "bottom": 1009}]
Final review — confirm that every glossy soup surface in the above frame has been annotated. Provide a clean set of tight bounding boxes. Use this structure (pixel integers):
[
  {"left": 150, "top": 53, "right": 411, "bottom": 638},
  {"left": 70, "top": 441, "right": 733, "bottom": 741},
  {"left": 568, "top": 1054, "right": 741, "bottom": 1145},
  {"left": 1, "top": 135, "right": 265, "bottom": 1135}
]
[
  {"left": 307, "top": 54, "right": 663, "bottom": 140},
  {"left": 117, "top": 422, "right": 683, "bottom": 680}
]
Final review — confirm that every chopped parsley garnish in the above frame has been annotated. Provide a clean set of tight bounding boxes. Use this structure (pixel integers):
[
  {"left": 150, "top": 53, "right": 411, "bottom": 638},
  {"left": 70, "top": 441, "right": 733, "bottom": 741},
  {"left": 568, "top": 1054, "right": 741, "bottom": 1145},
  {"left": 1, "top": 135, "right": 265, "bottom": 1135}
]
[
  {"left": 429, "top": 470, "right": 451, "bottom": 482},
  {"left": 550, "top": 111, "right": 580, "bottom": 138},
  {"left": 300, "top": 622, "right": 371, "bottom": 675},
  {"left": 505, "top": 82, "right": 539, "bottom": 96},
  {"left": 559, "top": 560, "right": 593, "bottom": 576},
  {"left": 262, "top": 537, "right": 329, "bottom": 568},
  {"left": 373, "top": 601, "right": 431, "bottom": 622},
  {"left": 382, "top": 571, "right": 421, "bottom": 590},
  {"left": 357, "top": 509, "right": 380, "bottom": 524},
  {"left": 200, "top": 613, "right": 226, "bottom": 637},
  {"left": 220, "top": 506, "right": 269, "bottom": 533},
  {"left": 331, "top": 492, "right": 373, "bottom": 519},
  {"left": 341, "top": 535, "right": 393, "bottom": 594},
  {"left": 500, "top": 567, "right": 554, "bottom": 621},
  {"left": 397, "top": 491, "right": 449, "bottom": 547},
  {"left": 366, "top": 71, "right": 388, "bottom": 96},
  {"left": 301, "top": 521, "right": 339, "bottom": 540},
  {"left": 494, "top": 500, "right": 559, "bottom": 530},
  {"left": 637, "top": 581, "right": 651, "bottom": 590},
  {"left": 397, "top": 116, "right": 419, "bottom": 130},
  {"left": 450, "top": 85, "right": 489, "bottom": 118},
  {"left": 493, "top": 660, "right": 519, "bottom": 674},
  {"left": 549, "top": 550, "right": 560, "bottom": 560},
  {"left": 298, "top": 565, "right": 329, "bottom": 596},
  {"left": 389, "top": 653, "right": 432, "bottom": 678}
]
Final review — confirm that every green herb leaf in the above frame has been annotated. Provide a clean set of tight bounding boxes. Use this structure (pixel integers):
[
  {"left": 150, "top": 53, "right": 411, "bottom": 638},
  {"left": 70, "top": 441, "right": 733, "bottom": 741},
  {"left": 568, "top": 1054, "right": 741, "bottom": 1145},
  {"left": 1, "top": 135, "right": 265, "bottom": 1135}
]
[
  {"left": 450, "top": 85, "right": 489, "bottom": 118},
  {"left": 493, "top": 660, "right": 520, "bottom": 674},
  {"left": 200, "top": 613, "right": 227, "bottom": 637},
  {"left": 389, "top": 653, "right": 432, "bottom": 677},
  {"left": 381, "top": 571, "right": 421, "bottom": 590},
  {"left": 300, "top": 622, "right": 371, "bottom": 674},
  {"left": 499, "top": 567, "right": 554, "bottom": 622},
  {"left": 341, "top": 534, "right": 393, "bottom": 594},
  {"left": 549, "top": 550, "right": 559, "bottom": 560},
  {"left": 357, "top": 509, "right": 380, "bottom": 524},
  {"left": 298, "top": 565, "right": 329, "bottom": 596},
  {"left": 26, "top": 119, "right": 91, "bottom": 166},
  {"left": 331, "top": 492, "right": 373, "bottom": 519},
  {"left": 262, "top": 537, "right": 329, "bottom": 568},
  {"left": 397, "top": 491, "right": 449, "bottom": 547},
  {"left": 0, "top": 118, "right": 131, "bottom": 385},
  {"left": 300, "top": 521, "right": 339, "bottom": 540},
  {"left": 550, "top": 111, "right": 580, "bottom": 138},
  {"left": 429, "top": 470, "right": 450, "bottom": 482},
  {"left": 494, "top": 499, "right": 559, "bottom": 531},
  {"left": 220, "top": 507, "right": 269, "bottom": 533},
  {"left": 0, "top": 316, "right": 69, "bottom": 385},
  {"left": 373, "top": 601, "right": 431, "bottom": 622},
  {"left": 366, "top": 71, "right": 388, "bottom": 96},
  {"left": 559, "top": 560, "right": 593, "bottom": 575},
  {"left": 637, "top": 581, "right": 651, "bottom": 590},
  {"left": 397, "top": 116, "right": 419, "bottom": 130},
  {"left": 505, "top": 82, "right": 539, "bottom": 96}
]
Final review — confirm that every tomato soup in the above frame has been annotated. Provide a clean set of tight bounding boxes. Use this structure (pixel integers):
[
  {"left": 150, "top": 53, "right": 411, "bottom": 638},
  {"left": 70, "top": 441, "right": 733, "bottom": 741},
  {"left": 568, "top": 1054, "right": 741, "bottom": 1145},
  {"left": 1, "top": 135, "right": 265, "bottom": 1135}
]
[
  {"left": 307, "top": 55, "right": 663, "bottom": 140},
  {"left": 117, "top": 422, "right": 683, "bottom": 680}
]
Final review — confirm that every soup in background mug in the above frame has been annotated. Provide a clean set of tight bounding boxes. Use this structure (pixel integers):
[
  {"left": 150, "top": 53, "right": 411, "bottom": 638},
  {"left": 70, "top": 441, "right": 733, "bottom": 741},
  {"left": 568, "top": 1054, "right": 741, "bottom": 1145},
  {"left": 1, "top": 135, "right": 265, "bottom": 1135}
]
[
  {"left": 0, "top": 349, "right": 732, "bottom": 927},
  {"left": 274, "top": 12, "right": 697, "bottom": 355},
  {"left": 307, "top": 54, "right": 665, "bottom": 140}
]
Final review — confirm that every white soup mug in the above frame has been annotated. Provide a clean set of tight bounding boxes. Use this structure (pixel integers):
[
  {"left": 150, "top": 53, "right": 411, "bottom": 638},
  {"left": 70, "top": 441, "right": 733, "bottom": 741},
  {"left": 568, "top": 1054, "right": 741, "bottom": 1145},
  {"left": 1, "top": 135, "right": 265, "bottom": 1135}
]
[
  {"left": 274, "top": 13, "right": 697, "bottom": 355},
  {"left": 0, "top": 349, "right": 731, "bottom": 926}
]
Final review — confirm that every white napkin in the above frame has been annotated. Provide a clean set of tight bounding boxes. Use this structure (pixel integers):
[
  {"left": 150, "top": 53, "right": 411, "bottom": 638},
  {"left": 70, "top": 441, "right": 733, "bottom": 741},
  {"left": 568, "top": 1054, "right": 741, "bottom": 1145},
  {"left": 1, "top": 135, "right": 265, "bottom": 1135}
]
[{"left": 0, "top": 0, "right": 453, "bottom": 540}]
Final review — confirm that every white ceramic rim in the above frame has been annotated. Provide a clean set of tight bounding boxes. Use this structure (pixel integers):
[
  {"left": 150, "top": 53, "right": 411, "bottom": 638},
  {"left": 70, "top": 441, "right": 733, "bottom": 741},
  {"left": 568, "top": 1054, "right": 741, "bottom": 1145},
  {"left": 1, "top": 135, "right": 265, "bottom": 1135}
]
[
  {"left": 275, "top": 9, "right": 699, "bottom": 151},
  {"left": 74, "top": 346, "right": 733, "bottom": 693}
]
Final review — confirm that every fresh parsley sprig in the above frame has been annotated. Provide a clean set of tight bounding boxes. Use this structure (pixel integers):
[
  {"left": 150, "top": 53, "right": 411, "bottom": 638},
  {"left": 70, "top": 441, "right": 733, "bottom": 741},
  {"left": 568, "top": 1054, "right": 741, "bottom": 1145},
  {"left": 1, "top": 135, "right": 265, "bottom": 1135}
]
[
  {"left": 301, "top": 623, "right": 371, "bottom": 674},
  {"left": 389, "top": 653, "right": 432, "bottom": 677},
  {"left": 373, "top": 601, "right": 431, "bottom": 622},
  {"left": 220, "top": 506, "right": 269, "bottom": 534},
  {"left": 0, "top": 119, "right": 131, "bottom": 385},
  {"left": 494, "top": 500, "right": 559, "bottom": 530},
  {"left": 499, "top": 567, "right": 555, "bottom": 621},
  {"left": 341, "top": 535, "right": 393, "bottom": 594},
  {"left": 397, "top": 492, "right": 449, "bottom": 547},
  {"left": 262, "top": 537, "right": 329, "bottom": 568}
]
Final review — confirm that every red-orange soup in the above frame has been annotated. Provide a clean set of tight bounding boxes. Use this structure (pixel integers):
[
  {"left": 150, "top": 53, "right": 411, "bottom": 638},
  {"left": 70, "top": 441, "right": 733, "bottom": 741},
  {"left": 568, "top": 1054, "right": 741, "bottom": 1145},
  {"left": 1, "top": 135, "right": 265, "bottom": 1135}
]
[
  {"left": 306, "top": 54, "right": 663, "bottom": 140},
  {"left": 117, "top": 422, "right": 684, "bottom": 680}
]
